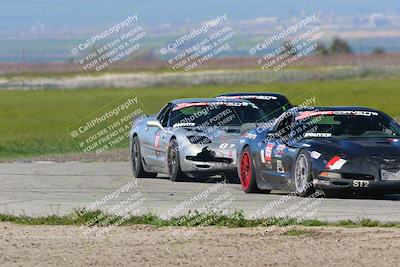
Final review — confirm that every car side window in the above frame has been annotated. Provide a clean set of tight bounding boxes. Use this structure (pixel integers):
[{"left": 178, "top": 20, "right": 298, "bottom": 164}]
[
  {"left": 157, "top": 103, "right": 172, "bottom": 127},
  {"left": 274, "top": 114, "right": 293, "bottom": 142}
]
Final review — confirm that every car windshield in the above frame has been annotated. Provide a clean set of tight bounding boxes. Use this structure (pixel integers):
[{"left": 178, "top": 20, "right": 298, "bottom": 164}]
[
  {"left": 246, "top": 98, "right": 291, "bottom": 120},
  {"left": 169, "top": 102, "right": 266, "bottom": 127},
  {"left": 219, "top": 95, "right": 291, "bottom": 120},
  {"left": 293, "top": 111, "right": 400, "bottom": 138}
]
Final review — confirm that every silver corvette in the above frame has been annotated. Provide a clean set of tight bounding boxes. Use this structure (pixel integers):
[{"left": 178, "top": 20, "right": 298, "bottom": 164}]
[{"left": 129, "top": 98, "right": 266, "bottom": 181}]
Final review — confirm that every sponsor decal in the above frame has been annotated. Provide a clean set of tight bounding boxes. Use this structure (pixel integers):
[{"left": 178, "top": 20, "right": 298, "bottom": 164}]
[
  {"left": 242, "top": 132, "right": 257, "bottom": 139},
  {"left": 173, "top": 122, "right": 196, "bottom": 127},
  {"left": 310, "top": 151, "right": 321, "bottom": 159},
  {"left": 260, "top": 150, "right": 265, "bottom": 163},
  {"left": 263, "top": 143, "right": 275, "bottom": 169},
  {"left": 274, "top": 144, "right": 286, "bottom": 158},
  {"left": 295, "top": 110, "right": 379, "bottom": 121},
  {"left": 173, "top": 102, "right": 208, "bottom": 111},
  {"left": 304, "top": 132, "right": 332, "bottom": 138},
  {"left": 295, "top": 111, "right": 333, "bottom": 121},
  {"left": 326, "top": 156, "right": 347, "bottom": 170},
  {"left": 173, "top": 101, "right": 258, "bottom": 111},
  {"left": 154, "top": 134, "right": 161, "bottom": 148},
  {"left": 219, "top": 95, "right": 278, "bottom": 100},
  {"left": 214, "top": 102, "right": 259, "bottom": 108},
  {"left": 353, "top": 180, "right": 369, "bottom": 187},
  {"left": 313, "top": 179, "right": 330, "bottom": 186},
  {"left": 265, "top": 143, "right": 274, "bottom": 161},
  {"left": 333, "top": 111, "right": 378, "bottom": 116}
]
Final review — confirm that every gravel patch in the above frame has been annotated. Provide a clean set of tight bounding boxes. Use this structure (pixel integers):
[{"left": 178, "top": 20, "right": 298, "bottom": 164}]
[{"left": 1, "top": 224, "right": 399, "bottom": 266}]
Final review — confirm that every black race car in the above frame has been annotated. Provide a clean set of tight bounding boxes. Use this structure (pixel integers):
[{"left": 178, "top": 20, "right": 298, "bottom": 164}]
[
  {"left": 237, "top": 106, "right": 400, "bottom": 196},
  {"left": 217, "top": 93, "right": 292, "bottom": 122}
]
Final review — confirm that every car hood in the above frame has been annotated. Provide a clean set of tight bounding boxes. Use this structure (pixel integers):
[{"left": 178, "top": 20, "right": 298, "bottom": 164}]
[
  {"left": 308, "top": 137, "right": 400, "bottom": 168},
  {"left": 307, "top": 138, "right": 400, "bottom": 175},
  {"left": 174, "top": 126, "right": 242, "bottom": 143},
  {"left": 310, "top": 137, "right": 400, "bottom": 157},
  {"left": 174, "top": 127, "right": 240, "bottom": 143}
]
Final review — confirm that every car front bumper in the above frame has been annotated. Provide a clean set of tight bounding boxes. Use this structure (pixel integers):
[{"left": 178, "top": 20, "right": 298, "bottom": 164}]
[
  {"left": 181, "top": 157, "right": 237, "bottom": 173},
  {"left": 313, "top": 177, "right": 400, "bottom": 194},
  {"left": 180, "top": 144, "right": 237, "bottom": 173}
]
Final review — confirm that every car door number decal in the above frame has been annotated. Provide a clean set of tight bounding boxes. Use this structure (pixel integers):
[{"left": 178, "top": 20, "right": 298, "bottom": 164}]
[
  {"left": 219, "top": 143, "right": 235, "bottom": 149},
  {"left": 353, "top": 180, "right": 369, "bottom": 187}
]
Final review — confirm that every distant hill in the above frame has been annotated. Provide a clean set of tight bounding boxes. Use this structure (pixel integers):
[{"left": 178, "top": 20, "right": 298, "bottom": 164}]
[{"left": 1, "top": 0, "right": 399, "bottom": 28}]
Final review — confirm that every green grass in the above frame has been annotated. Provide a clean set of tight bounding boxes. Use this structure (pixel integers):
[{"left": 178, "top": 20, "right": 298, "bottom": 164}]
[
  {"left": 0, "top": 65, "right": 357, "bottom": 80},
  {"left": 1, "top": 78, "right": 400, "bottom": 160},
  {"left": 2, "top": 66, "right": 360, "bottom": 83},
  {"left": 0, "top": 210, "right": 399, "bottom": 228}
]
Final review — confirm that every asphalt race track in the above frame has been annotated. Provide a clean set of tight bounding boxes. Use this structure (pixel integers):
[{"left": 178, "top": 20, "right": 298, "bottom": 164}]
[{"left": 1, "top": 161, "right": 400, "bottom": 222}]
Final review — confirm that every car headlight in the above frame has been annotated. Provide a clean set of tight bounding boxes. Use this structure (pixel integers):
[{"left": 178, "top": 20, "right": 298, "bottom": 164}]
[
  {"left": 187, "top": 135, "right": 212, "bottom": 144},
  {"left": 319, "top": 171, "right": 342, "bottom": 179}
]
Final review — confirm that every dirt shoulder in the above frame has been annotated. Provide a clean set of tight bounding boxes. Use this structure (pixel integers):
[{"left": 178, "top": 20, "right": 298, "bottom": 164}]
[{"left": 1, "top": 223, "right": 399, "bottom": 266}]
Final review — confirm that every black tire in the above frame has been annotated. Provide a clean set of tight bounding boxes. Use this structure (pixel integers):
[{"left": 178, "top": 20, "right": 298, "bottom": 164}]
[
  {"left": 239, "top": 147, "right": 271, "bottom": 194},
  {"left": 131, "top": 135, "right": 157, "bottom": 178},
  {"left": 293, "top": 150, "right": 315, "bottom": 197},
  {"left": 167, "top": 138, "right": 187, "bottom": 182}
]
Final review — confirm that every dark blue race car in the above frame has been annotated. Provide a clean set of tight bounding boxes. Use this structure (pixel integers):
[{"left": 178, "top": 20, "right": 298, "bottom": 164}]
[
  {"left": 237, "top": 106, "right": 400, "bottom": 196},
  {"left": 217, "top": 92, "right": 292, "bottom": 122}
]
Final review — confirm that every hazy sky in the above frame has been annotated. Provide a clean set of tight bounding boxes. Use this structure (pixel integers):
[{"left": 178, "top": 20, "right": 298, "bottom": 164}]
[{"left": 1, "top": 0, "right": 399, "bottom": 28}]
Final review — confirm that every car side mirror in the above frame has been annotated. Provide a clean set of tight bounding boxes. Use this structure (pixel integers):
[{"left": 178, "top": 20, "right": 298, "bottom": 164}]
[{"left": 146, "top": 120, "right": 164, "bottom": 129}]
